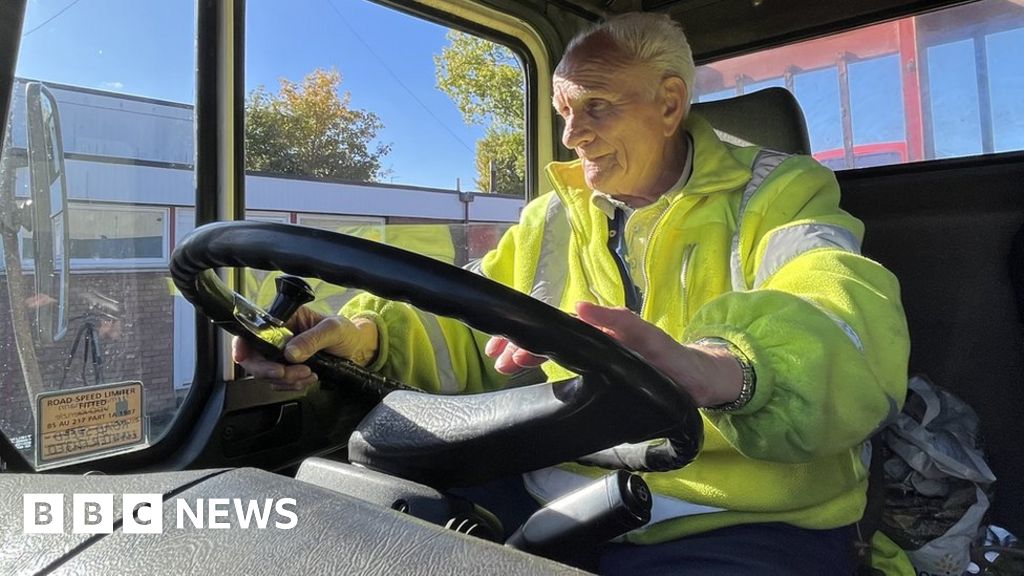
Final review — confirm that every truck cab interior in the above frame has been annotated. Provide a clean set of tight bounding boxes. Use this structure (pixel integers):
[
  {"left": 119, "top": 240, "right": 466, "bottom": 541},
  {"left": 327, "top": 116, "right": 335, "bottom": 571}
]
[{"left": 0, "top": 0, "right": 1021, "bottom": 574}]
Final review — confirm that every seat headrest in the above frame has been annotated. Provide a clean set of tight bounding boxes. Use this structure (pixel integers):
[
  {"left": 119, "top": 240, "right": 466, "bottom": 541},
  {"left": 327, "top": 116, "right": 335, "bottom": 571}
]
[{"left": 691, "top": 87, "right": 811, "bottom": 156}]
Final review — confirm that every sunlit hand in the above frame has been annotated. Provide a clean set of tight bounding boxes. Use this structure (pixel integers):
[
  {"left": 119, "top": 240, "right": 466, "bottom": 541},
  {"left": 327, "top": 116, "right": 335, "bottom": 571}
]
[
  {"left": 485, "top": 302, "right": 743, "bottom": 406},
  {"left": 484, "top": 335, "right": 547, "bottom": 375},
  {"left": 232, "top": 306, "right": 378, "bottom": 391},
  {"left": 574, "top": 301, "right": 743, "bottom": 407}
]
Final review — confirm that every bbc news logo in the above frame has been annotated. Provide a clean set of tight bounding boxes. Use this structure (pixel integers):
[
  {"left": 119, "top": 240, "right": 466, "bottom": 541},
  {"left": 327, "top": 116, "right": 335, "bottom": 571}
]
[{"left": 23, "top": 494, "right": 298, "bottom": 534}]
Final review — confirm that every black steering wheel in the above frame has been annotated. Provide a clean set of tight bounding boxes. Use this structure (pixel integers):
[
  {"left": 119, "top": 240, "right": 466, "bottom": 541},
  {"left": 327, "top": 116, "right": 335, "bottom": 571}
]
[{"left": 171, "top": 221, "right": 702, "bottom": 487}]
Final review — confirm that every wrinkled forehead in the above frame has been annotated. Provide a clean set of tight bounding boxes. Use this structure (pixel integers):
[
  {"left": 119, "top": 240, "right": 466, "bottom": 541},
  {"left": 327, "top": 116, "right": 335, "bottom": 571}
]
[
  {"left": 555, "top": 32, "right": 632, "bottom": 76},
  {"left": 552, "top": 36, "right": 655, "bottom": 103}
]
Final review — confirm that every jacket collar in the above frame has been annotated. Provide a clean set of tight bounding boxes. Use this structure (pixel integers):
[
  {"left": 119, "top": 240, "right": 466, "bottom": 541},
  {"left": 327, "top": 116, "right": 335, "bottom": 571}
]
[{"left": 544, "top": 111, "right": 752, "bottom": 209}]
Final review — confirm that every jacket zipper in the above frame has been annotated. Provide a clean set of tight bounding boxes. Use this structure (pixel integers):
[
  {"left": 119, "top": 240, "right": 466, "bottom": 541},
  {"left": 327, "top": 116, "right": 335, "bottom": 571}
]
[
  {"left": 638, "top": 203, "right": 675, "bottom": 317},
  {"left": 679, "top": 244, "right": 696, "bottom": 322}
]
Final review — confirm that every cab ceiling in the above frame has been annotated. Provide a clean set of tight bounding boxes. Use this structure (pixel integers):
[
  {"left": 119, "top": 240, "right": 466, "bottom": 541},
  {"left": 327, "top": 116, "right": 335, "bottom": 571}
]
[{"left": 533, "top": 0, "right": 974, "bottom": 60}]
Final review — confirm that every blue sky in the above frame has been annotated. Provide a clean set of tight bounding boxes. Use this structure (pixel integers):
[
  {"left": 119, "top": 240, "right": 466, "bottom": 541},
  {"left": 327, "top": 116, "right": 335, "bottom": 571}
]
[{"left": 15, "top": 0, "right": 496, "bottom": 190}]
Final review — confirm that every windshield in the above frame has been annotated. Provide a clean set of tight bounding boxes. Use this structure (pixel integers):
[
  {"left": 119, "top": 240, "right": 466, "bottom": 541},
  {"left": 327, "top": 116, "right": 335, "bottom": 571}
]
[{"left": 0, "top": 0, "right": 525, "bottom": 470}]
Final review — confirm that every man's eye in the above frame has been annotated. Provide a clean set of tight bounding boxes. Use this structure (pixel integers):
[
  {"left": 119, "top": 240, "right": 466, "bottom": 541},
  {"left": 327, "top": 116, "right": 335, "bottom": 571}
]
[{"left": 586, "top": 100, "right": 610, "bottom": 114}]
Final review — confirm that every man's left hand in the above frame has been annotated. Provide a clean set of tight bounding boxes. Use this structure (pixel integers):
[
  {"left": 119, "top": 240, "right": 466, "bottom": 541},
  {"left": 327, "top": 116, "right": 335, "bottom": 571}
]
[
  {"left": 575, "top": 301, "right": 743, "bottom": 407},
  {"left": 485, "top": 301, "right": 744, "bottom": 408}
]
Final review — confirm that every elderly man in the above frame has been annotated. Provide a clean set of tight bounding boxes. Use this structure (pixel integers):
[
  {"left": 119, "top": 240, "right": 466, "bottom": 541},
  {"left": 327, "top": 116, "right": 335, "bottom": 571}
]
[{"left": 237, "top": 12, "right": 909, "bottom": 575}]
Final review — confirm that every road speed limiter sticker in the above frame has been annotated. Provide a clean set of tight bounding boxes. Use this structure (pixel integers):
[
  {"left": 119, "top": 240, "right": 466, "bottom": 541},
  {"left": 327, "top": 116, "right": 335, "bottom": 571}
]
[{"left": 37, "top": 381, "right": 145, "bottom": 463}]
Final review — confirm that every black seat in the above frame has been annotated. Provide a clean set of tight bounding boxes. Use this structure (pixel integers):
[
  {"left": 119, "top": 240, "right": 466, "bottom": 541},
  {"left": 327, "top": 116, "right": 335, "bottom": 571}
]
[{"left": 691, "top": 87, "right": 811, "bottom": 155}]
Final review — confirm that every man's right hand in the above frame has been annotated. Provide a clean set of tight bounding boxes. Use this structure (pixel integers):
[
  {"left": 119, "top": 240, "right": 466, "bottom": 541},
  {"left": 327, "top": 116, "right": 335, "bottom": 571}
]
[
  {"left": 232, "top": 306, "right": 379, "bottom": 391},
  {"left": 484, "top": 335, "right": 547, "bottom": 375}
]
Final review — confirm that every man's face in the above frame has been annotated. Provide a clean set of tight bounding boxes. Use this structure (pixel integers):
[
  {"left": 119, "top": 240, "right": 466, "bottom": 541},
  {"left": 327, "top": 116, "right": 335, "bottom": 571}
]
[{"left": 552, "top": 37, "right": 682, "bottom": 202}]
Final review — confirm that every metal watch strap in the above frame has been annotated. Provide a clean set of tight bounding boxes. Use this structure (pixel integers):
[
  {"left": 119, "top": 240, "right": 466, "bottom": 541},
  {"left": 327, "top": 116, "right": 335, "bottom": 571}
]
[{"left": 695, "top": 337, "right": 757, "bottom": 412}]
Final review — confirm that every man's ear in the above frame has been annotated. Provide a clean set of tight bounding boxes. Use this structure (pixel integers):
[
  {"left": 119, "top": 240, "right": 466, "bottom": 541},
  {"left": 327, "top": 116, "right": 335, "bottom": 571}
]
[{"left": 660, "top": 76, "right": 689, "bottom": 137}]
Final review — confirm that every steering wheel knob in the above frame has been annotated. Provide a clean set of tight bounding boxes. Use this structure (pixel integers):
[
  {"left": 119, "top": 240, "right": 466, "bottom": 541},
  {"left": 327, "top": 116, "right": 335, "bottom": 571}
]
[{"left": 267, "top": 275, "right": 315, "bottom": 324}]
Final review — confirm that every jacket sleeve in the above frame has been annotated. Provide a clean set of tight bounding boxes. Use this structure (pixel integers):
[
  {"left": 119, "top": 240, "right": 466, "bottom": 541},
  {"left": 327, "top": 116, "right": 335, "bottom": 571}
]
[
  {"left": 683, "top": 155, "right": 910, "bottom": 463},
  {"left": 337, "top": 223, "right": 528, "bottom": 395}
]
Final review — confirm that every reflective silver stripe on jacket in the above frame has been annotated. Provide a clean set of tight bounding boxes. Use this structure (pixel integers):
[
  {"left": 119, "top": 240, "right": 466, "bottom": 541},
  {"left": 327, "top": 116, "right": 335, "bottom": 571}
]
[
  {"left": 753, "top": 222, "right": 862, "bottom": 288},
  {"left": 730, "top": 150, "right": 789, "bottom": 292},
  {"left": 799, "top": 296, "right": 866, "bottom": 352},
  {"left": 730, "top": 151, "right": 865, "bottom": 352},
  {"left": 530, "top": 194, "right": 571, "bottom": 306},
  {"left": 413, "top": 308, "right": 459, "bottom": 393}
]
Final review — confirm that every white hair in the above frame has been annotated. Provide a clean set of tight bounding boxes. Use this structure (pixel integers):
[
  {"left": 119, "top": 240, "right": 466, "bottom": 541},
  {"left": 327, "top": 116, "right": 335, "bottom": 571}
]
[{"left": 564, "top": 13, "right": 695, "bottom": 105}]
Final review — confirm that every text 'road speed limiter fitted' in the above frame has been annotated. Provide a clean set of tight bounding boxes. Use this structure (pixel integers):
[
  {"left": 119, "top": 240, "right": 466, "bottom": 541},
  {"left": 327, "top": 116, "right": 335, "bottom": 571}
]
[{"left": 36, "top": 381, "right": 146, "bottom": 466}]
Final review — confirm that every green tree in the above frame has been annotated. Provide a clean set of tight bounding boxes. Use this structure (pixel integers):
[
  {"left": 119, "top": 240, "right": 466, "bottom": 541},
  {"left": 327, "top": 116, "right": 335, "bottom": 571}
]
[
  {"left": 435, "top": 31, "right": 525, "bottom": 195},
  {"left": 245, "top": 68, "right": 391, "bottom": 182}
]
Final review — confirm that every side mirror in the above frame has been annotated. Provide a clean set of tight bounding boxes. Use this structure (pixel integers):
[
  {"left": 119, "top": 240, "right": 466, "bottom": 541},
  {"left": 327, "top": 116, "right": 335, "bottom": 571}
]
[{"left": 25, "top": 82, "right": 71, "bottom": 343}]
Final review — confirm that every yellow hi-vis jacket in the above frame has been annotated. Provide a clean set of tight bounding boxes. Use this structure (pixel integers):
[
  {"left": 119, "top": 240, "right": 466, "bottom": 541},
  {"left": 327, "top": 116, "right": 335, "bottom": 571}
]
[{"left": 343, "top": 112, "right": 911, "bottom": 544}]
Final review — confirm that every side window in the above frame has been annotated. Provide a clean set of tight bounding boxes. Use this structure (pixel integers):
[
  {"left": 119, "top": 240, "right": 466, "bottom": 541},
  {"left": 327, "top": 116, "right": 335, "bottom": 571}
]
[
  {"left": 849, "top": 55, "right": 906, "bottom": 152},
  {"left": 694, "top": 0, "right": 1024, "bottom": 169},
  {"left": 1, "top": 1, "right": 195, "bottom": 467},
  {"left": 927, "top": 39, "right": 984, "bottom": 158},
  {"left": 987, "top": 28, "right": 1024, "bottom": 152},
  {"left": 793, "top": 67, "right": 842, "bottom": 159},
  {"left": 239, "top": 0, "right": 526, "bottom": 319}
]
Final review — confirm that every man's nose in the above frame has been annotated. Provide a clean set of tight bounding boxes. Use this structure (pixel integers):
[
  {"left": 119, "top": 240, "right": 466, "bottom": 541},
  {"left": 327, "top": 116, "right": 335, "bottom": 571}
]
[{"left": 562, "top": 114, "right": 594, "bottom": 149}]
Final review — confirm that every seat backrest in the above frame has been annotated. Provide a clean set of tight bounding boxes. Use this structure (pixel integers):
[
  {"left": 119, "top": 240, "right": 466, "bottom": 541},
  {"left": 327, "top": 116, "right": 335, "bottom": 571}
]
[{"left": 691, "top": 87, "right": 811, "bottom": 156}]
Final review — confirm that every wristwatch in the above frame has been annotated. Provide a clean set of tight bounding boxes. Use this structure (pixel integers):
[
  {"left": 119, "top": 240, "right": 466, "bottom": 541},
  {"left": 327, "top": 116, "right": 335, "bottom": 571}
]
[{"left": 695, "top": 337, "right": 757, "bottom": 412}]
